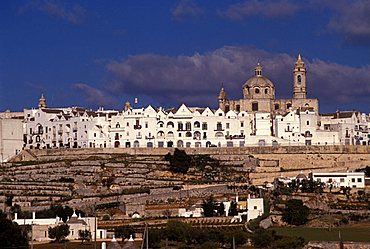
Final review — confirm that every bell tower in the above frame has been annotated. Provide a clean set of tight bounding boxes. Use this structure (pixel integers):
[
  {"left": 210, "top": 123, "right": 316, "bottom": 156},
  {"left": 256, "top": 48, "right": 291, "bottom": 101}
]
[
  {"left": 38, "top": 94, "right": 47, "bottom": 109},
  {"left": 293, "top": 54, "right": 307, "bottom": 99},
  {"left": 218, "top": 87, "right": 227, "bottom": 112}
]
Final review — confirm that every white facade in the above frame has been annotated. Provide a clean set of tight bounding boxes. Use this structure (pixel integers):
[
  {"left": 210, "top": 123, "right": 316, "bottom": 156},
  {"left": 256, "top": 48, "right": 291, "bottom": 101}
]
[
  {"left": 246, "top": 198, "right": 264, "bottom": 221},
  {"left": 310, "top": 172, "right": 365, "bottom": 188},
  {"left": 13, "top": 211, "right": 106, "bottom": 241},
  {"left": 0, "top": 112, "right": 24, "bottom": 162}
]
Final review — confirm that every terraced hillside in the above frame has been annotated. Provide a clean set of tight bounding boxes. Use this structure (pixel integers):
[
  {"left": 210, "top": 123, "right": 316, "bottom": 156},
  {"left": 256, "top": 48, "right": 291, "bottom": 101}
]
[{"left": 1, "top": 145, "right": 369, "bottom": 213}]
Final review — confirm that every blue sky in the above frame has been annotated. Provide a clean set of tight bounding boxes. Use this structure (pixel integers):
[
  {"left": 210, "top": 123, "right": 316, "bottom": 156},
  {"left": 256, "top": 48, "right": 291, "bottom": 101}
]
[{"left": 1, "top": 0, "right": 370, "bottom": 113}]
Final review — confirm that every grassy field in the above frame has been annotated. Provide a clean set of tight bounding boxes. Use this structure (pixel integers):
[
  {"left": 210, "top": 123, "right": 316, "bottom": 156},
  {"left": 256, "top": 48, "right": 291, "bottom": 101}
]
[{"left": 271, "top": 226, "right": 370, "bottom": 242}]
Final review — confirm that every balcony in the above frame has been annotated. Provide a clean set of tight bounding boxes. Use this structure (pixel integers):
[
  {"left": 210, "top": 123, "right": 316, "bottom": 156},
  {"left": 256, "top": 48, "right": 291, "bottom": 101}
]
[
  {"left": 58, "top": 130, "right": 63, "bottom": 134},
  {"left": 145, "top": 135, "right": 155, "bottom": 140},
  {"left": 225, "top": 135, "right": 245, "bottom": 140},
  {"left": 136, "top": 135, "right": 142, "bottom": 139},
  {"left": 72, "top": 127, "right": 78, "bottom": 132},
  {"left": 284, "top": 128, "right": 293, "bottom": 132},
  {"left": 134, "top": 124, "right": 142, "bottom": 130}
]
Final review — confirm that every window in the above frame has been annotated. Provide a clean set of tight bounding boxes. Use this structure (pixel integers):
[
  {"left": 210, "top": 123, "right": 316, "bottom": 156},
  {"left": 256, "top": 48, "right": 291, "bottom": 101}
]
[
  {"left": 116, "top": 123, "right": 120, "bottom": 128},
  {"left": 225, "top": 105, "right": 230, "bottom": 113},
  {"left": 287, "top": 103, "right": 292, "bottom": 109},
  {"left": 178, "top": 122, "right": 183, "bottom": 131},
  {"left": 306, "top": 121, "right": 310, "bottom": 125},
  {"left": 216, "top": 122, "right": 222, "bottom": 131},
  {"left": 317, "top": 178, "right": 321, "bottom": 182},
  {"left": 340, "top": 178, "right": 344, "bottom": 183},
  {"left": 252, "top": 102, "right": 258, "bottom": 111},
  {"left": 226, "top": 123, "right": 230, "bottom": 129},
  {"left": 274, "top": 104, "right": 279, "bottom": 110},
  {"left": 126, "top": 122, "right": 129, "bottom": 127},
  {"left": 352, "top": 178, "right": 355, "bottom": 183},
  {"left": 202, "top": 122, "right": 208, "bottom": 130},
  {"left": 264, "top": 88, "right": 268, "bottom": 94},
  {"left": 236, "top": 105, "right": 240, "bottom": 112},
  {"left": 255, "top": 88, "right": 260, "bottom": 94},
  {"left": 194, "top": 121, "right": 200, "bottom": 128},
  {"left": 185, "top": 122, "right": 191, "bottom": 131},
  {"left": 240, "top": 122, "right": 244, "bottom": 128},
  {"left": 254, "top": 206, "right": 257, "bottom": 210},
  {"left": 358, "top": 178, "right": 362, "bottom": 182},
  {"left": 297, "top": 75, "right": 301, "bottom": 83},
  {"left": 145, "top": 122, "right": 148, "bottom": 128},
  {"left": 94, "top": 133, "right": 96, "bottom": 138}
]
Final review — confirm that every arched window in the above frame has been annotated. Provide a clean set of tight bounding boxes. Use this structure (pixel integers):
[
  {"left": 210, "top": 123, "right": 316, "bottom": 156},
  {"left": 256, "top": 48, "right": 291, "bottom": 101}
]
[
  {"left": 274, "top": 103, "right": 280, "bottom": 110},
  {"left": 116, "top": 123, "right": 120, "bottom": 128},
  {"left": 194, "top": 121, "right": 200, "bottom": 128},
  {"left": 167, "top": 131, "right": 174, "bottom": 137},
  {"left": 157, "top": 121, "right": 164, "bottom": 128},
  {"left": 185, "top": 131, "right": 192, "bottom": 137},
  {"left": 286, "top": 103, "right": 292, "bottom": 109},
  {"left": 157, "top": 131, "right": 164, "bottom": 138},
  {"left": 265, "top": 88, "right": 268, "bottom": 94},
  {"left": 297, "top": 75, "right": 302, "bottom": 83},
  {"left": 255, "top": 88, "right": 260, "bottom": 94},
  {"left": 167, "top": 121, "right": 174, "bottom": 128}
]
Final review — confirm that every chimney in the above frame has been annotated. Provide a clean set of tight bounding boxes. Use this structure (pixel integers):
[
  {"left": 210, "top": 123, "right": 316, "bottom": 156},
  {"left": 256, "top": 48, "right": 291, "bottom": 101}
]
[{"left": 32, "top": 212, "right": 36, "bottom": 220}]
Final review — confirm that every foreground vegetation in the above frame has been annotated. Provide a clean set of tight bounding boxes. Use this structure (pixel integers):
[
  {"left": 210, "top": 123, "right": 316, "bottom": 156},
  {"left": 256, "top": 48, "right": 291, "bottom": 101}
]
[{"left": 272, "top": 226, "right": 370, "bottom": 242}]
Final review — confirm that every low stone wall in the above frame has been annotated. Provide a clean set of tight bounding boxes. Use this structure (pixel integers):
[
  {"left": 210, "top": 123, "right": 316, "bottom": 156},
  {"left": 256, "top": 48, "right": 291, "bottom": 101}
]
[
  {"left": 10, "top": 145, "right": 370, "bottom": 162},
  {"left": 305, "top": 241, "right": 370, "bottom": 249}
]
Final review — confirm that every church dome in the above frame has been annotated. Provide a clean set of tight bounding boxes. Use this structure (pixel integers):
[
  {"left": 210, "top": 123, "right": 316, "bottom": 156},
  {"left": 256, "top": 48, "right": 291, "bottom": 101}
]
[
  {"left": 243, "top": 63, "right": 274, "bottom": 89},
  {"left": 242, "top": 63, "right": 275, "bottom": 99}
]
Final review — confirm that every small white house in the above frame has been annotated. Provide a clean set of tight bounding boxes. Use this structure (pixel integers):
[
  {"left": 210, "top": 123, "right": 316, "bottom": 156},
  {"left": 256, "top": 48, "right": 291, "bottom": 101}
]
[
  {"left": 310, "top": 172, "right": 365, "bottom": 188},
  {"left": 13, "top": 211, "right": 107, "bottom": 241}
]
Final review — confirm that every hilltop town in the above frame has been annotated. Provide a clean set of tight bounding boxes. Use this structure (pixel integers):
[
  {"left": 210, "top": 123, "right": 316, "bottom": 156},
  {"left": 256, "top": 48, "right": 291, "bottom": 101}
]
[{"left": 1, "top": 56, "right": 370, "bottom": 249}]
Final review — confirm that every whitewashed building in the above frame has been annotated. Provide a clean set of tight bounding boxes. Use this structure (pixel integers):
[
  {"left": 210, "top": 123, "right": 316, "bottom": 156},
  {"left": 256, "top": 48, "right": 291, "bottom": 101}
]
[
  {"left": 310, "top": 172, "right": 365, "bottom": 188},
  {"left": 13, "top": 211, "right": 107, "bottom": 241}
]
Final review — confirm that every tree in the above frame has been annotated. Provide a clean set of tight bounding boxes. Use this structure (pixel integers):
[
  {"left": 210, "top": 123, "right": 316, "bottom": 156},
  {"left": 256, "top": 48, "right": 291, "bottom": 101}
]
[
  {"left": 0, "top": 211, "right": 29, "bottom": 248},
  {"left": 252, "top": 229, "right": 305, "bottom": 249},
  {"left": 201, "top": 196, "right": 217, "bottom": 217},
  {"left": 217, "top": 202, "right": 225, "bottom": 216},
  {"left": 78, "top": 229, "right": 91, "bottom": 244},
  {"left": 165, "top": 149, "right": 192, "bottom": 174},
  {"left": 48, "top": 224, "right": 70, "bottom": 242},
  {"left": 115, "top": 225, "right": 135, "bottom": 242},
  {"left": 37, "top": 205, "right": 85, "bottom": 222},
  {"left": 228, "top": 201, "right": 238, "bottom": 216},
  {"left": 282, "top": 199, "right": 309, "bottom": 225}
]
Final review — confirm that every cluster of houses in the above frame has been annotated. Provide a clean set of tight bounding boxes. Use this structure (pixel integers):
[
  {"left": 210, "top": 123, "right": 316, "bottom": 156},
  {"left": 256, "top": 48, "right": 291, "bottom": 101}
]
[{"left": 1, "top": 56, "right": 370, "bottom": 162}]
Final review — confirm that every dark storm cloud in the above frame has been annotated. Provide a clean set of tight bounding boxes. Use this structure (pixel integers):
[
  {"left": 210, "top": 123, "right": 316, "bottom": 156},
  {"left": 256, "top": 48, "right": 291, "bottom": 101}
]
[
  {"left": 171, "top": 0, "right": 203, "bottom": 20},
  {"left": 19, "top": 0, "right": 87, "bottom": 24},
  {"left": 105, "top": 47, "right": 370, "bottom": 109},
  {"left": 322, "top": 0, "right": 370, "bottom": 46},
  {"left": 220, "top": 0, "right": 301, "bottom": 20},
  {"left": 72, "top": 83, "right": 115, "bottom": 107}
]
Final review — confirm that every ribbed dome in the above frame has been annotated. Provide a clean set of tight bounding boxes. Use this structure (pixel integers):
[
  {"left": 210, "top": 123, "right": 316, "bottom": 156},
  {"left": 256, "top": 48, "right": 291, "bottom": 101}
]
[{"left": 243, "top": 75, "right": 274, "bottom": 88}]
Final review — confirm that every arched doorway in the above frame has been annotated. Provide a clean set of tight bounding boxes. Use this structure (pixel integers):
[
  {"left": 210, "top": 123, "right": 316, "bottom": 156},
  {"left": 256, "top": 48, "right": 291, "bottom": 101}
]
[
  {"left": 147, "top": 142, "right": 153, "bottom": 148},
  {"left": 114, "top": 141, "right": 120, "bottom": 148},
  {"left": 206, "top": 141, "right": 211, "bottom": 147},
  {"left": 133, "top": 140, "right": 140, "bottom": 148},
  {"left": 167, "top": 141, "right": 173, "bottom": 147}
]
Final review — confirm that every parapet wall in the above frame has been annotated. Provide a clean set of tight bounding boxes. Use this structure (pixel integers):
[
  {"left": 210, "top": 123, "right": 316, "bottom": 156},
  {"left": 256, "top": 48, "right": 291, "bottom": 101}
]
[{"left": 11, "top": 145, "right": 370, "bottom": 162}]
